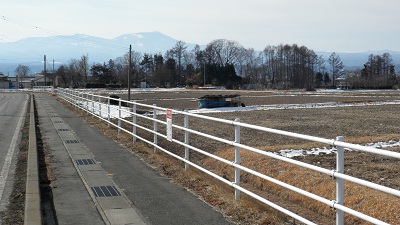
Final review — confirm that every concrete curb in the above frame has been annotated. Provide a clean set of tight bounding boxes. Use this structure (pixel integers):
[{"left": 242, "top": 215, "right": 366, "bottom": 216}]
[{"left": 24, "top": 94, "right": 42, "bottom": 225}]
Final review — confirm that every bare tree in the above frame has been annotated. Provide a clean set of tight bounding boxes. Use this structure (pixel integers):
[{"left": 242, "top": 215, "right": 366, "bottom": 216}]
[
  {"left": 67, "top": 59, "right": 79, "bottom": 87},
  {"left": 115, "top": 51, "right": 142, "bottom": 87},
  {"left": 328, "top": 52, "right": 344, "bottom": 87},
  {"left": 261, "top": 44, "right": 319, "bottom": 89},
  {"left": 204, "top": 39, "right": 242, "bottom": 66},
  {"left": 15, "top": 64, "right": 30, "bottom": 81},
  {"left": 78, "top": 54, "right": 89, "bottom": 85},
  {"left": 55, "top": 65, "right": 68, "bottom": 87},
  {"left": 360, "top": 52, "right": 396, "bottom": 88},
  {"left": 172, "top": 40, "right": 187, "bottom": 84},
  {"left": 236, "top": 47, "right": 262, "bottom": 84}
]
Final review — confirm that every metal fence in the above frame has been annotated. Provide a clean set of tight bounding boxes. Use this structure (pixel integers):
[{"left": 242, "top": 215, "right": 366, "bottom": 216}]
[{"left": 57, "top": 88, "right": 400, "bottom": 225}]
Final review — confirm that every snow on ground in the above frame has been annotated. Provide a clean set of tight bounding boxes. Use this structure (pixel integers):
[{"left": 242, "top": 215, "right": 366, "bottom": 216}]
[
  {"left": 189, "top": 100, "right": 400, "bottom": 114},
  {"left": 276, "top": 140, "right": 400, "bottom": 158},
  {"left": 77, "top": 101, "right": 132, "bottom": 118},
  {"left": 76, "top": 94, "right": 400, "bottom": 158}
]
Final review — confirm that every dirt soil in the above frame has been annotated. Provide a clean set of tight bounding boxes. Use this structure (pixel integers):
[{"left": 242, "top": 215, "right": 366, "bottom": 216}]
[{"left": 90, "top": 89, "right": 400, "bottom": 224}]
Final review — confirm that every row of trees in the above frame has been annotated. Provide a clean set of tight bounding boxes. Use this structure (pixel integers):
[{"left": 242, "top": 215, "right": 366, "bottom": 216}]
[
  {"left": 358, "top": 53, "right": 397, "bottom": 88},
  {"left": 18, "top": 39, "right": 399, "bottom": 90}
]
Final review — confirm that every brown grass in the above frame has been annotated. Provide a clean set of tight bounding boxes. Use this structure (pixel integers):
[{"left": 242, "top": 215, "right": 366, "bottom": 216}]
[
  {"left": 203, "top": 147, "right": 400, "bottom": 224},
  {"left": 58, "top": 90, "right": 400, "bottom": 225}
]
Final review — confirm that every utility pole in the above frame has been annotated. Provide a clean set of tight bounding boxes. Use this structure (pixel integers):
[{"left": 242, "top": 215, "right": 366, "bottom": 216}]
[
  {"left": 52, "top": 59, "right": 55, "bottom": 87},
  {"left": 44, "top": 55, "right": 47, "bottom": 86},
  {"left": 203, "top": 61, "right": 206, "bottom": 86},
  {"left": 128, "top": 45, "right": 132, "bottom": 101}
]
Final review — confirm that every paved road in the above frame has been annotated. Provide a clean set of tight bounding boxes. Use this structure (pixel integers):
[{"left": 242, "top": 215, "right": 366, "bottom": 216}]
[
  {"left": 0, "top": 93, "right": 29, "bottom": 221},
  {"left": 36, "top": 93, "right": 234, "bottom": 225}
]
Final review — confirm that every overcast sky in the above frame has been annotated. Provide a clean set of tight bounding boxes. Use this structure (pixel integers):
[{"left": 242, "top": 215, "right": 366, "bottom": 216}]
[{"left": 1, "top": 0, "right": 399, "bottom": 52}]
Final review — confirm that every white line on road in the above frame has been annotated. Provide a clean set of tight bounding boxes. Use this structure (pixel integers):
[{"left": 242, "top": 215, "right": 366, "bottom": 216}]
[{"left": 0, "top": 95, "right": 28, "bottom": 200}]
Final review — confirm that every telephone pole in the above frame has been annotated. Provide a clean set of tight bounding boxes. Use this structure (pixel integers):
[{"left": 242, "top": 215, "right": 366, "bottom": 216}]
[
  {"left": 44, "top": 55, "right": 47, "bottom": 85},
  {"left": 128, "top": 45, "right": 132, "bottom": 101},
  {"left": 52, "top": 59, "right": 55, "bottom": 87}
]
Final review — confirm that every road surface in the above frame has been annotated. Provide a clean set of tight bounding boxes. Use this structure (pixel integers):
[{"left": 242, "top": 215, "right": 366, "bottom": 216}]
[{"left": 0, "top": 93, "right": 28, "bottom": 221}]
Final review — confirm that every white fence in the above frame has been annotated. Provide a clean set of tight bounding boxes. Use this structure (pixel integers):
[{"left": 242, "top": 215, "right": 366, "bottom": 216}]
[
  {"left": 32, "top": 86, "right": 54, "bottom": 93},
  {"left": 57, "top": 88, "right": 400, "bottom": 225}
]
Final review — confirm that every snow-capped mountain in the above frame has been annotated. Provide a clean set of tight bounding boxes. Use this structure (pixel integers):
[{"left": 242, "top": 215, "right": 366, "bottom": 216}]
[{"left": 0, "top": 31, "right": 197, "bottom": 74}]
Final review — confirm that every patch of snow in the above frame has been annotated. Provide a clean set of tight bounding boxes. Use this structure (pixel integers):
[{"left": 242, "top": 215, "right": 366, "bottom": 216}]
[
  {"left": 275, "top": 140, "right": 400, "bottom": 158},
  {"left": 365, "top": 140, "right": 400, "bottom": 148},
  {"left": 76, "top": 99, "right": 400, "bottom": 159},
  {"left": 188, "top": 101, "right": 400, "bottom": 114},
  {"left": 77, "top": 101, "right": 131, "bottom": 118},
  {"left": 135, "top": 34, "right": 144, "bottom": 38}
]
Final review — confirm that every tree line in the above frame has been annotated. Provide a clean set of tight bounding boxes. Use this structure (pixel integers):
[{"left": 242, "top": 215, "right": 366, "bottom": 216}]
[{"left": 17, "top": 39, "right": 399, "bottom": 90}]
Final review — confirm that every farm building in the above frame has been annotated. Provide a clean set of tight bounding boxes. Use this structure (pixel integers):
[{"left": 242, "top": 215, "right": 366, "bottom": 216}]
[
  {"left": 0, "top": 73, "right": 13, "bottom": 89},
  {"left": 8, "top": 74, "right": 53, "bottom": 89}
]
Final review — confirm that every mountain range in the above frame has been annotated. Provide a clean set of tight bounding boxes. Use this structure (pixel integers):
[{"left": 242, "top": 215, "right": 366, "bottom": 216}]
[{"left": 1, "top": 31, "right": 400, "bottom": 75}]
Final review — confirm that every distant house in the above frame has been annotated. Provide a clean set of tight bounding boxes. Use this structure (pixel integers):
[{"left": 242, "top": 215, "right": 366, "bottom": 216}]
[
  {"left": 0, "top": 72, "right": 12, "bottom": 89},
  {"left": 336, "top": 77, "right": 350, "bottom": 89},
  {"left": 9, "top": 74, "right": 53, "bottom": 89}
]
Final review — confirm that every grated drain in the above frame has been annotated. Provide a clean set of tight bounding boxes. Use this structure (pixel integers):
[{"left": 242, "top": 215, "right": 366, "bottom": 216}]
[
  {"left": 54, "top": 121, "right": 63, "bottom": 123},
  {"left": 91, "top": 186, "right": 121, "bottom": 197},
  {"left": 58, "top": 128, "right": 69, "bottom": 131},
  {"left": 65, "top": 140, "right": 79, "bottom": 144},
  {"left": 76, "top": 159, "right": 96, "bottom": 165}
]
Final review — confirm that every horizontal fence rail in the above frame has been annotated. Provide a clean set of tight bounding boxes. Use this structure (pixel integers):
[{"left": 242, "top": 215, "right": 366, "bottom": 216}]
[{"left": 57, "top": 88, "right": 400, "bottom": 225}]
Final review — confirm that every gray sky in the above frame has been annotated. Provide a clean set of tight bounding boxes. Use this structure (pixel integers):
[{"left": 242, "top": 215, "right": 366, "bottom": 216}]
[{"left": 1, "top": 0, "right": 399, "bottom": 52}]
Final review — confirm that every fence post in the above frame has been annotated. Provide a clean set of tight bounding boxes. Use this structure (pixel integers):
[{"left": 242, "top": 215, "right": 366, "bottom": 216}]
[
  {"left": 86, "top": 93, "right": 89, "bottom": 115},
  {"left": 91, "top": 94, "right": 94, "bottom": 118},
  {"left": 74, "top": 91, "right": 77, "bottom": 110},
  {"left": 184, "top": 111, "right": 189, "bottom": 170},
  {"left": 118, "top": 98, "right": 121, "bottom": 136},
  {"left": 99, "top": 96, "right": 102, "bottom": 121},
  {"left": 336, "top": 136, "right": 345, "bottom": 225},
  {"left": 234, "top": 118, "right": 241, "bottom": 200},
  {"left": 132, "top": 101, "right": 137, "bottom": 142},
  {"left": 153, "top": 105, "right": 158, "bottom": 153},
  {"left": 77, "top": 92, "right": 80, "bottom": 108},
  {"left": 107, "top": 97, "right": 111, "bottom": 128}
]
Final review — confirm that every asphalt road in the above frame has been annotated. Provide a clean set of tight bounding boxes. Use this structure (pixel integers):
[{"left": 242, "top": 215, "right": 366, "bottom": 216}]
[{"left": 0, "top": 93, "right": 28, "bottom": 220}]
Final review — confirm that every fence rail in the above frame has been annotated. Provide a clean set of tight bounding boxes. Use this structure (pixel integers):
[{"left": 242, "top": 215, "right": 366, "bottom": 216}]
[{"left": 57, "top": 88, "right": 400, "bottom": 225}]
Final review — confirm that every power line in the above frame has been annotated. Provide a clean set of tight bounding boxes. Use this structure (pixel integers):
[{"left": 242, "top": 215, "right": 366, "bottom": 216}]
[
  {"left": 1, "top": 14, "right": 128, "bottom": 51},
  {"left": 0, "top": 34, "right": 43, "bottom": 57}
]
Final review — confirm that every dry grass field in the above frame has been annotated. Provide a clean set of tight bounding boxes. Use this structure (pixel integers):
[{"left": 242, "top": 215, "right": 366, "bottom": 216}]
[{"left": 70, "top": 89, "right": 400, "bottom": 224}]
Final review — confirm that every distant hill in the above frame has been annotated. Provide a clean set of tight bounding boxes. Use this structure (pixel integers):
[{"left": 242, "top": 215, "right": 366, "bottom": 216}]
[
  {"left": 0, "top": 31, "right": 198, "bottom": 74},
  {"left": 1, "top": 31, "right": 400, "bottom": 75},
  {"left": 317, "top": 50, "right": 400, "bottom": 71}
]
